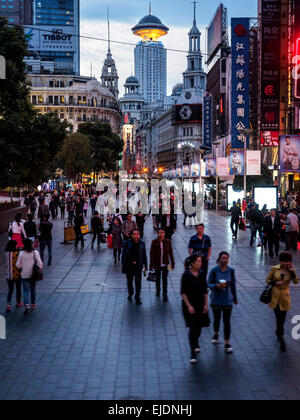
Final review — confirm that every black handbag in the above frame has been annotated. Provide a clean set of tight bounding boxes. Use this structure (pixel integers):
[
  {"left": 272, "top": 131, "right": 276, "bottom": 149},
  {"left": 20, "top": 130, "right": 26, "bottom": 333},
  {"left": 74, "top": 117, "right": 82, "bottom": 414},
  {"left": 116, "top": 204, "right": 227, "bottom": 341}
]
[
  {"left": 200, "top": 312, "right": 211, "bottom": 328},
  {"left": 260, "top": 283, "right": 274, "bottom": 304},
  {"left": 32, "top": 252, "right": 43, "bottom": 282},
  {"left": 147, "top": 271, "right": 158, "bottom": 283}
]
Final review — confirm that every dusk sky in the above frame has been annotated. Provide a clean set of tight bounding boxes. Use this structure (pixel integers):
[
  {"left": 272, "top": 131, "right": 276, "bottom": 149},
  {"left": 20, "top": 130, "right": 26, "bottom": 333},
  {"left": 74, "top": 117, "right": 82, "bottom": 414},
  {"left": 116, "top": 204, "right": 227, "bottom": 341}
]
[{"left": 80, "top": 0, "right": 258, "bottom": 95}]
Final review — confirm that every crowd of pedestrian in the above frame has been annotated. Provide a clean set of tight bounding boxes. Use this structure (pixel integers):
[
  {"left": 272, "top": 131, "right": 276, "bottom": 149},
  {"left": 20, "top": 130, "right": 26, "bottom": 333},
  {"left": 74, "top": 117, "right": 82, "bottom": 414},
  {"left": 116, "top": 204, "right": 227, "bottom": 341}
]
[{"left": 2, "top": 186, "right": 300, "bottom": 366}]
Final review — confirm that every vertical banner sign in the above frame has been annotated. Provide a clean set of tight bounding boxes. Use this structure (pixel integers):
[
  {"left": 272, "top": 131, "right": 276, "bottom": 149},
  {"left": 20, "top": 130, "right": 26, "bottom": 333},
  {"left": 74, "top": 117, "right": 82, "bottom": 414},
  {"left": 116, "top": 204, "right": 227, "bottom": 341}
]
[
  {"left": 203, "top": 95, "right": 212, "bottom": 150},
  {"left": 261, "top": 0, "right": 281, "bottom": 131},
  {"left": 231, "top": 18, "right": 250, "bottom": 149},
  {"left": 246, "top": 151, "right": 262, "bottom": 175}
]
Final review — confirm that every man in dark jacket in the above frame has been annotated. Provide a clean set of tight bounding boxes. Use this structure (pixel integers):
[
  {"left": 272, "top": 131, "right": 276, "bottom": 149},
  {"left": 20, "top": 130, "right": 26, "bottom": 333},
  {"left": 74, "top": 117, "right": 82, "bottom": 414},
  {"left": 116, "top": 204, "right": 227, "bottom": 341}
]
[
  {"left": 122, "top": 229, "right": 148, "bottom": 305},
  {"left": 263, "top": 209, "right": 281, "bottom": 257},
  {"left": 39, "top": 214, "right": 53, "bottom": 266},
  {"left": 161, "top": 213, "right": 177, "bottom": 240},
  {"left": 230, "top": 201, "right": 242, "bottom": 238},
  {"left": 150, "top": 228, "right": 175, "bottom": 302},
  {"left": 38, "top": 200, "right": 50, "bottom": 220},
  {"left": 74, "top": 212, "right": 85, "bottom": 248},
  {"left": 91, "top": 211, "right": 103, "bottom": 248},
  {"left": 249, "top": 204, "right": 264, "bottom": 246}
]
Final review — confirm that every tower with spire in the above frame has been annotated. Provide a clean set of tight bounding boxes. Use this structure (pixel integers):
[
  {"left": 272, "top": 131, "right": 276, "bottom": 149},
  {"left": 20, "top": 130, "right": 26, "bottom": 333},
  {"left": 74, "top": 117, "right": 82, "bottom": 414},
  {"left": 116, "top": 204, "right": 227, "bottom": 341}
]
[
  {"left": 183, "top": 1, "right": 206, "bottom": 92},
  {"left": 101, "top": 8, "right": 119, "bottom": 99},
  {"left": 132, "top": 5, "right": 169, "bottom": 103}
]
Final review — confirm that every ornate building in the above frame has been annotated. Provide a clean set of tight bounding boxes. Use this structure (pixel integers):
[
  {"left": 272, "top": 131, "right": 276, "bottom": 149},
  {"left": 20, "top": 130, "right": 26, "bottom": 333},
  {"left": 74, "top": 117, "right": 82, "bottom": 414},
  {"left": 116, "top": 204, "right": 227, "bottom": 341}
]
[{"left": 28, "top": 74, "right": 121, "bottom": 134}]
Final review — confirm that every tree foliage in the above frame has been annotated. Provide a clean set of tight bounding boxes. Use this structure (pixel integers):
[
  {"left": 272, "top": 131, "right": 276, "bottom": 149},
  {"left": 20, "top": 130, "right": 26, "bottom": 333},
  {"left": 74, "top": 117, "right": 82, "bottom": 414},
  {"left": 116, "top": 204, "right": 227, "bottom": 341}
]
[
  {"left": 78, "top": 122, "right": 123, "bottom": 173},
  {"left": 57, "top": 133, "right": 92, "bottom": 181},
  {"left": 0, "top": 18, "right": 68, "bottom": 188},
  {"left": 233, "top": 163, "right": 273, "bottom": 193}
]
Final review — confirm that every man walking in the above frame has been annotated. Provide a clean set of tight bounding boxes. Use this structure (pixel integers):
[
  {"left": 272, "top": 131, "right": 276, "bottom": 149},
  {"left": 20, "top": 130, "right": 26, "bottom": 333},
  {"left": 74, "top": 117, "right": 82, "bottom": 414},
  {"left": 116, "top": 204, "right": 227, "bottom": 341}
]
[
  {"left": 230, "top": 201, "right": 242, "bottom": 239},
  {"left": 263, "top": 209, "right": 281, "bottom": 257},
  {"left": 39, "top": 214, "right": 53, "bottom": 266},
  {"left": 74, "top": 212, "right": 85, "bottom": 248},
  {"left": 91, "top": 211, "right": 103, "bottom": 248},
  {"left": 188, "top": 224, "right": 212, "bottom": 279},
  {"left": 38, "top": 199, "right": 50, "bottom": 221},
  {"left": 122, "top": 229, "right": 147, "bottom": 305},
  {"left": 150, "top": 228, "right": 175, "bottom": 302}
]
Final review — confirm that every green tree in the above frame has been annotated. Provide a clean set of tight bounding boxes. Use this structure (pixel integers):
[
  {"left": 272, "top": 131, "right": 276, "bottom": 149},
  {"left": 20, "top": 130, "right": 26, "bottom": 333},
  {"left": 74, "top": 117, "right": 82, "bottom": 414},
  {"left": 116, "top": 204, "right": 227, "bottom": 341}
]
[
  {"left": 57, "top": 133, "right": 92, "bottom": 181},
  {"left": 233, "top": 163, "right": 273, "bottom": 193},
  {"left": 0, "top": 18, "right": 68, "bottom": 188},
  {"left": 78, "top": 122, "right": 123, "bottom": 176}
]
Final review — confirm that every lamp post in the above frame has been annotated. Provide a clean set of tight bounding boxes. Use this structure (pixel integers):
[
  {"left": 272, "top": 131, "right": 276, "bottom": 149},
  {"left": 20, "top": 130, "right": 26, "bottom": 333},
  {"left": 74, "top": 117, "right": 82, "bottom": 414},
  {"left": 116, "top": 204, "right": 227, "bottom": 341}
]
[
  {"left": 212, "top": 140, "right": 221, "bottom": 212},
  {"left": 237, "top": 128, "right": 253, "bottom": 197}
]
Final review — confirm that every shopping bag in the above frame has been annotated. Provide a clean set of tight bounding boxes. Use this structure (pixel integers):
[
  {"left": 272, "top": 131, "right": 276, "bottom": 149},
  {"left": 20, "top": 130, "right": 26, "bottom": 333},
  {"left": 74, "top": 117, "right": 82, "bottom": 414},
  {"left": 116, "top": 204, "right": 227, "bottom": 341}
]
[
  {"left": 81, "top": 225, "right": 89, "bottom": 235},
  {"left": 107, "top": 234, "right": 113, "bottom": 249}
]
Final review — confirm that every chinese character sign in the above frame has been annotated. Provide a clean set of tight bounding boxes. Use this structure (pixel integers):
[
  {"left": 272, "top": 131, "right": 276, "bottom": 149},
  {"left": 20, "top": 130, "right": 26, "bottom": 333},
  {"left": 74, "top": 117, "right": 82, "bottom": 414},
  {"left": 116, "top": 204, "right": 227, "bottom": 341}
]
[
  {"left": 203, "top": 96, "right": 212, "bottom": 150},
  {"left": 231, "top": 18, "right": 250, "bottom": 149},
  {"left": 280, "top": 135, "right": 300, "bottom": 173}
]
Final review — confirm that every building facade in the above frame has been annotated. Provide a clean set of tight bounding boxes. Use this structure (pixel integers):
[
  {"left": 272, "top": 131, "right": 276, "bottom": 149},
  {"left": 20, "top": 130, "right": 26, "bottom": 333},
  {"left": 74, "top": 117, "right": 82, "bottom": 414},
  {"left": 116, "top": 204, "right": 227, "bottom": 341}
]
[
  {"left": 132, "top": 13, "right": 169, "bottom": 103},
  {"left": 23, "top": 0, "right": 80, "bottom": 75},
  {"left": 0, "top": 0, "right": 33, "bottom": 25},
  {"left": 28, "top": 74, "right": 121, "bottom": 134}
]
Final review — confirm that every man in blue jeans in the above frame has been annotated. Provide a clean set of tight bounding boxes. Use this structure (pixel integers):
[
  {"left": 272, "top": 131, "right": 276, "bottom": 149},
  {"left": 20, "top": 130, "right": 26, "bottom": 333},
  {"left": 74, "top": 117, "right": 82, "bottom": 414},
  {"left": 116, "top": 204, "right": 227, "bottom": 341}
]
[{"left": 39, "top": 214, "right": 53, "bottom": 266}]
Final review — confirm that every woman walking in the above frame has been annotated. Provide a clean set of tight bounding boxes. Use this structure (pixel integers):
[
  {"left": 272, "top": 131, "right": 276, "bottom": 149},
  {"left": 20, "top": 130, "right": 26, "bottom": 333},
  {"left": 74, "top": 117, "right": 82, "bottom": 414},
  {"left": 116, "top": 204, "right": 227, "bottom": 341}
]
[
  {"left": 16, "top": 239, "right": 43, "bottom": 314},
  {"left": 208, "top": 252, "right": 238, "bottom": 354},
  {"left": 59, "top": 196, "right": 66, "bottom": 219},
  {"left": 5, "top": 240, "right": 22, "bottom": 312},
  {"left": 9, "top": 214, "right": 26, "bottom": 249},
  {"left": 266, "top": 252, "right": 299, "bottom": 352},
  {"left": 111, "top": 218, "right": 123, "bottom": 264},
  {"left": 181, "top": 254, "right": 209, "bottom": 364}
]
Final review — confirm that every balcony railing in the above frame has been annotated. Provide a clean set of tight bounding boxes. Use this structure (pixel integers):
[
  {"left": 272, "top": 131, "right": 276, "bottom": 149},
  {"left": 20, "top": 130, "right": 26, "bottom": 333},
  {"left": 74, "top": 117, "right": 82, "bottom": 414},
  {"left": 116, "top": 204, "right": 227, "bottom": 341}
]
[{"left": 33, "top": 101, "right": 121, "bottom": 114}]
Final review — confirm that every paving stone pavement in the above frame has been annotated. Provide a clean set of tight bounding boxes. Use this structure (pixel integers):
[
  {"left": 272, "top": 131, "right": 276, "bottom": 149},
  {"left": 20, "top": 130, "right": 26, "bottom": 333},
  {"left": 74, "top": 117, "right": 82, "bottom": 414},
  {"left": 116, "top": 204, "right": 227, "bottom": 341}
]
[{"left": 0, "top": 210, "right": 300, "bottom": 400}]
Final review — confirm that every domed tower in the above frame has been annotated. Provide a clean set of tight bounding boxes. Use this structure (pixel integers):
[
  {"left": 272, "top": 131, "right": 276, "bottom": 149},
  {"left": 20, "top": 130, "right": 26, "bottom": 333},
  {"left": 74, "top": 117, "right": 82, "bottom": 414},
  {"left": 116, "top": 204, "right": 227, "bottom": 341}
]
[
  {"left": 131, "top": 5, "right": 169, "bottom": 103},
  {"left": 119, "top": 76, "right": 145, "bottom": 121},
  {"left": 101, "top": 11, "right": 119, "bottom": 99}
]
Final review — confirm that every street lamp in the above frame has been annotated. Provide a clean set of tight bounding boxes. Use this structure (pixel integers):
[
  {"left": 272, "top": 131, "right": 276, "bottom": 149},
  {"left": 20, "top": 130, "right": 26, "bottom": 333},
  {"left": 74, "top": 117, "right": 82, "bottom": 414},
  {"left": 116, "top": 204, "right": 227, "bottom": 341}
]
[
  {"left": 212, "top": 140, "right": 221, "bottom": 212},
  {"left": 237, "top": 128, "right": 253, "bottom": 197}
]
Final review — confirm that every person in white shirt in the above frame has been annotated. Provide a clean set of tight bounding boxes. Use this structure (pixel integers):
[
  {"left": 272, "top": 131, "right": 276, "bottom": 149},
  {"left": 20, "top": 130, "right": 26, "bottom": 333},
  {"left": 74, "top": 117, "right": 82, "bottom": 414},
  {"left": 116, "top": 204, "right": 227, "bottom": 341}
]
[
  {"left": 285, "top": 209, "right": 299, "bottom": 251},
  {"left": 16, "top": 239, "right": 43, "bottom": 313}
]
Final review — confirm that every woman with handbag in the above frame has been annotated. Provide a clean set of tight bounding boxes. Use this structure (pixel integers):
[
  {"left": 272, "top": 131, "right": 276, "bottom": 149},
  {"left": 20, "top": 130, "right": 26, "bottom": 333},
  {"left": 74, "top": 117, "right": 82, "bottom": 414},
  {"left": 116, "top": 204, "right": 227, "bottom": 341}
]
[
  {"left": 181, "top": 254, "right": 209, "bottom": 365},
  {"left": 111, "top": 218, "right": 123, "bottom": 264},
  {"left": 208, "top": 252, "right": 238, "bottom": 354},
  {"left": 16, "top": 239, "right": 43, "bottom": 314},
  {"left": 266, "top": 252, "right": 299, "bottom": 352},
  {"left": 9, "top": 214, "right": 27, "bottom": 249}
]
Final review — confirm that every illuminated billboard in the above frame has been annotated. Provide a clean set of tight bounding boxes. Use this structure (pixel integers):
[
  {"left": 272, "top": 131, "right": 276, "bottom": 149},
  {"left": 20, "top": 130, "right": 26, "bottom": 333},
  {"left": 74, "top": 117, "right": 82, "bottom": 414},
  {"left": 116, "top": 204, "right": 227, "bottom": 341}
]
[{"left": 253, "top": 186, "right": 278, "bottom": 211}]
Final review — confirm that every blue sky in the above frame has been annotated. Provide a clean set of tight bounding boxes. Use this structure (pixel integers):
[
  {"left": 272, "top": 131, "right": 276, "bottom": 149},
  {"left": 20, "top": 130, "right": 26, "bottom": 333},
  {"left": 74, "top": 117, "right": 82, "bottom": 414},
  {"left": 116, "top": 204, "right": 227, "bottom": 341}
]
[
  {"left": 81, "top": 0, "right": 257, "bottom": 27},
  {"left": 80, "top": 0, "right": 258, "bottom": 95}
]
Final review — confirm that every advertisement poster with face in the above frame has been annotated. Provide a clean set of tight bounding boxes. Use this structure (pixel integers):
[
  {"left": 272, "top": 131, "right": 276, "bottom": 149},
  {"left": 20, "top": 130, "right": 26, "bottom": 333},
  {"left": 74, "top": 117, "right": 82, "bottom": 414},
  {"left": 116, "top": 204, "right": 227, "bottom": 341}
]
[
  {"left": 230, "top": 151, "right": 244, "bottom": 176},
  {"left": 205, "top": 159, "right": 216, "bottom": 176},
  {"left": 261, "top": 131, "right": 279, "bottom": 147},
  {"left": 183, "top": 165, "right": 190, "bottom": 178},
  {"left": 191, "top": 163, "right": 200, "bottom": 177},
  {"left": 280, "top": 135, "right": 300, "bottom": 173}
]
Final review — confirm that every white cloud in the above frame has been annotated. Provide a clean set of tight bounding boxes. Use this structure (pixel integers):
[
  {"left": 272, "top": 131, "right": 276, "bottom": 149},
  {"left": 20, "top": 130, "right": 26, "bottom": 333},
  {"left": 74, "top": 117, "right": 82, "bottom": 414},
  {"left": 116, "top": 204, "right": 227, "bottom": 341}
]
[{"left": 80, "top": 19, "right": 206, "bottom": 96}]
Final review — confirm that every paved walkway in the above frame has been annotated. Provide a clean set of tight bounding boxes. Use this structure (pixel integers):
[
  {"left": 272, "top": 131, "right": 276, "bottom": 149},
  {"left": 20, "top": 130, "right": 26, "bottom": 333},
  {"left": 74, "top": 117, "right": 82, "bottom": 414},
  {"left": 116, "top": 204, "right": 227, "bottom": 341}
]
[{"left": 0, "top": 210, "right": 300, "bottom": 400}]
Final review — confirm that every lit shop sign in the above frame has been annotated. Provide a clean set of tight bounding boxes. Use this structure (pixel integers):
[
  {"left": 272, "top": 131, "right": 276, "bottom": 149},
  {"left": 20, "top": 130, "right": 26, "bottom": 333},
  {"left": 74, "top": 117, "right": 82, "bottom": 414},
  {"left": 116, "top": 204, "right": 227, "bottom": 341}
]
[{"left": 177, "top": 142, "right": 195, "bottom": 149}]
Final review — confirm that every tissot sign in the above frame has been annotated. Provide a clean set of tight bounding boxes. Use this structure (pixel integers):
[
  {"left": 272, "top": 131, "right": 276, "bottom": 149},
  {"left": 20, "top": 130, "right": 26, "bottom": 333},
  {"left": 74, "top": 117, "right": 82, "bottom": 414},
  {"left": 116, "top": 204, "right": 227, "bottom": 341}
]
[{"left": 25, "top": 26, "right": 76, "bottom": 51}]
